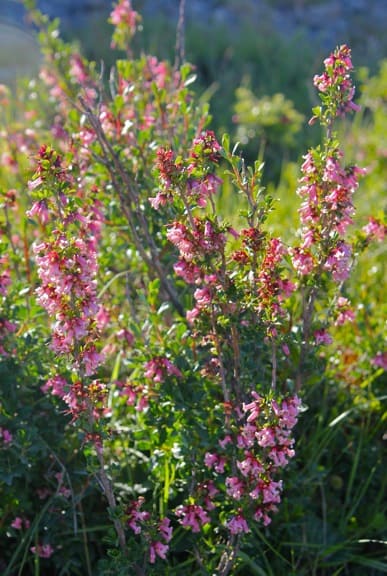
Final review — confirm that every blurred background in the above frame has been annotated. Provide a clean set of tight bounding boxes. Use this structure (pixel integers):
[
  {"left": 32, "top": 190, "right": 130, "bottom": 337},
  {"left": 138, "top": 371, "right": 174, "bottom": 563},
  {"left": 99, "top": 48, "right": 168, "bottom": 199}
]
[{"left": 1, "top": 0, "right": 386, "bottom": 181}]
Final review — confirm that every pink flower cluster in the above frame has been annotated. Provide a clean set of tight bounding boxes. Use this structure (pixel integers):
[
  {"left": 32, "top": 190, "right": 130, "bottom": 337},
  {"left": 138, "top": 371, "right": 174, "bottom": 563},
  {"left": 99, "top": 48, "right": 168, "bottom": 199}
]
[
  {"left": 110, "top": 0, "right": 140, "bottom": 49},
  {"left": 362, "top": 217, "right": 386, "bottom": 243},
  {"left": 372, "top": 352, "right": 387, "bottom": 371},
  {"left": 175, "top": 503, "right": 210, "bottom": 533},
  {"left": 0, "top": 427, "right": 13, "bottom": 445},
  {"left": 166, "top": 219, "right": 226, "bottom": 322},
  {"left": 256, "top": 238, "right": 295, "bottom": 328},
  {"left": 41, "top": 376, "right": 108, "bottom": 422},
  {"left": 334, "top": 296, "right": 355, "bottom": 326},
  {"left": 116, "top": 380, "right": 149, "bottom": 411},
  {"left": 29, "top": 148, "right": 105, "bottom": 376},
  {"left": 149, "top": 517, "right": 173, "bottom": 564},
  {"left": 151, "top": 131, "right": 222, "bottom": 211},
  {"left": 0, "top": 256, "right": 11, "bottom": 296},
  {"left": 313, "top": 44, "right": 361, "bottom": 116},
  {"left": 125, "top": 498, "right": 173, "bottom": 564},
  {"left": 126, "top": 497, "right": 150, "bottom": 534},
  {"left": 110, "top": 0, "right": 138, "bottom": 31},
  {"left": 30, "top": 543, "right": 54, "bottom": 559},
  {"left": 204, "top": 393, "right": 301, "bottom": 531},
  {"left": 292, "top": 148, "right": 365, "bottom": 284},
  {"left": 11, "top": 516, "right": 30, "bottom": 530},
  {"left": 144, "top": 356, "right": 182, "bottom": 383}
]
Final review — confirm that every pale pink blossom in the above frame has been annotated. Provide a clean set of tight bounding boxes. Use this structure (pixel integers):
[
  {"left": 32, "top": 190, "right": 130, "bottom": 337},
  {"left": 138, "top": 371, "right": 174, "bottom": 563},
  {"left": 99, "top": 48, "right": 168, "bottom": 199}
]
[
  {"left": 227, "top": 513, "right": 250, "bottom": 534},
  {"left": 149, "top": 540, "right": 169, "bottom": 563},
  {"left": 30, "top": 544, "right": 54, "bottom": 558},
  {"left": 175, "top": 504, "right": 210, "bottom": 532}
]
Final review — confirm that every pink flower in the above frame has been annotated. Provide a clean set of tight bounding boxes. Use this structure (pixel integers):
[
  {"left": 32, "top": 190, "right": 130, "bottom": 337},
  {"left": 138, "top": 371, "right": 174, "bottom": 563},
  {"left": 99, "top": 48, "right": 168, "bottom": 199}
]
[
  {"left": 335, "top": 296, "right": 355, "bottom": 326},
  {"left": 314, "top": 329, "right": 333, "bottom": 346},
  {"left": 324, "top": 242, "right": 352, "bottom": 282},
  {"left": 11, "top": 517, "right": 23, "bottom": 529},
  {"left": 175, "top": 504, "right": 210, "bottom": 532},
  {"left": 237, "top": 452, "right": 264, "bottom": 477},
  {"left": 158, "top": 517, "right": 173, "bottom": 542},
  {"left": 126, "top": 497, "right": 150, "bottom": 534},
  {"left": 371, "top": 352, "right": 387, "bottom": 370},
  {"left": 30, "top": 544, "right": 54, "bottom": 558},
  {"left": 227, "top": 513, "right": 250, "bottom": 534},
  {"left": 173, "top": 259, "right": 201, "bottom": 284},
  {"left": 219, "top": 434, "right": 232, "bottom": 449},
  {"left": 204, "top": 452, "right": 226, "bottom": 473},
  {"left": 41, "top": 375, "right": 67, "bottom": 397},
  {"left": 0, "top": 427, "right": 13, "bottom": 445},
  {"left": 149, "top": 540, "right": 169, "bottom": 563},
  {"left": 194, "top": 286, "right": 212, "bottom": 308},
  {"left": 363, "top": 217, "right": 386, "bottom": 242},
  {"left": 186, "top": 307, "right": 200, "bottom": 324},
  {"left": 110, "top": 0, "right": 138, "bottom": 31},
  {"left": 292, "top": 247, "right": 315, "bottom": 276},
  {"left": 255, "top": 427, "right": 276, "bottom": 448},
  {"left": 225, "top": 476, "right": 245, "bottom": 500},
  {"left": 26, "top": 200, "right": 50, "bottom": 225},
  {"left": 144, "top": 357, "right": 182, "bottom": 383},
  {"left": 242, "top": 391, "right": 262, "bottom": 422}
]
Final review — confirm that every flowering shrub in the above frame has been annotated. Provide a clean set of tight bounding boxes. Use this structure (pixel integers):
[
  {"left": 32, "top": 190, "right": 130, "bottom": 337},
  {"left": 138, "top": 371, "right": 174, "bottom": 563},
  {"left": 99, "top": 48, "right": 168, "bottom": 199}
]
[{"left": 0, "top": 2, "right": 385, "bottom": 575}]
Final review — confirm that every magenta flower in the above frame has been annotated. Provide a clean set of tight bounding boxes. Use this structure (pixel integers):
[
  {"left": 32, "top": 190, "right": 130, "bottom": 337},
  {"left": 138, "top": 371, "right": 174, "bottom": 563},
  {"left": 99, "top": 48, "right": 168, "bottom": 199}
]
[
  {"left": 110, "top": 0, "right": 138, "bottom": 31},
  {"left": 175, "top": 504, "right": 210, "bottom": 532},
  {"left": 371, "top": 352, "right": 387, "bottom": 370},
  {"left": 126, "top": 497, "right": 150, "bottom": 534},
  {"left": 158, "top": 517, "right": 173, "bottom": 543},
  {"left": 30, "top": 544, "right": 54, "bottom": 558},
  {"left": 149, "top": 540, "right": 169, "bottom": 563},
  {"left": 144, "top": 356, "right": 182, "bottom": 383},
  {"left": 11, "top": 517, "right": 23, "bottom": 530},
  {"left": 363, "top": 217, "right": 386, "bottom": 242},
  {"left": 0, "top": 427, "right": 12, "bottom": 444},
  {"left": 226, "top": 512, "right": 250, "bottom": 535},
  {"left": 225, "top": 476, "right": 245, "bottom": 500}
]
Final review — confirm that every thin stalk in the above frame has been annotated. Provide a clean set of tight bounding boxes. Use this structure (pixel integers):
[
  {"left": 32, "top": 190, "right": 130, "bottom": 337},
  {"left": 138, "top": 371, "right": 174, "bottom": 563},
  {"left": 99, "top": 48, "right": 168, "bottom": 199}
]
[
  {"left": 78, "top": 97, "right": 184, "bottom": 315},
  {"left": 174, "top": 0, "right": 186, "bottom": 71},
  {"left": 217, "top": 535, "right": 241, "bottom": 576}
]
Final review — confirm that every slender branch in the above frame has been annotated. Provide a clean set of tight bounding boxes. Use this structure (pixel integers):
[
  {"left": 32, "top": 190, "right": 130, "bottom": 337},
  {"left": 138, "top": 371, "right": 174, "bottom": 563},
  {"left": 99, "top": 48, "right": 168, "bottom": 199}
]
[
  {"left": 77, "top": 97, "right": 184, "bottom": 315},
  {"left": 174, "top": 0, "right": 186, "bottom": 71},
  {"left": 271, "top": 339, "right": 277, "bottom": 390},
  {"left": 216, "top": 535, "right": 241, "bottom": 576}
]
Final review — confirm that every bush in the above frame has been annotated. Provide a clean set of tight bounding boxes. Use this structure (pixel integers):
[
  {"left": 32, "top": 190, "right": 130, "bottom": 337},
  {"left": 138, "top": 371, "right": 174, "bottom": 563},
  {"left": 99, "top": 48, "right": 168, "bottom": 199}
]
[{"left": 0, "top": 2, "right": 385, "bottom": 574}]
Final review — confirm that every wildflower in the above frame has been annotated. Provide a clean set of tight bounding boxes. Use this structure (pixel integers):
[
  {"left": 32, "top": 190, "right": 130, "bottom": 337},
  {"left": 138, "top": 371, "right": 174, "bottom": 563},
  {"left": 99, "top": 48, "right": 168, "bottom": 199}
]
[
  {"left": 0, "top": 427, "right": 13, "bottom": 445},
  {"left": 204, "top": 452, "right": 226, "bottom": 474},
  {"left": 149, "top": 540, "right": 169, "bottom": 563},
  {"left": 158, "top": 517, "right": 173, "bottom": 542},
  {"left": 30, "top": 544, "right": 54, "bottom": 558},
  {"left": 126, "top": 497, "right": 150, "bottom": 534},
  {"left": 110, "top": 0, "right": 139, "bottom": 32},
  {"left": 175, "top": 504, "right": 210, "bottom": 532},
  {"left": 11, "top": 517, "right": 23, "bottom": 529},
  {"left": 363, "top": 217, "right": 386, "bottom": 242},
  {"left": 313, "top": 44, "right": 361, "bottom": 116},
  {"left": 144, "top": 357, "right": 182, "bottom": 383},
  {"left": 371, "top": 352, "right": 387, "bottom": 370},
  {"left": 335, "top": 296, "right": 355, "bottom": 326},
  {"left": 225, "top": 476, "right": 245, "bottom": 500},
  {"left": 226, "top": 512, "right": 250, "bottom": 534}
]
